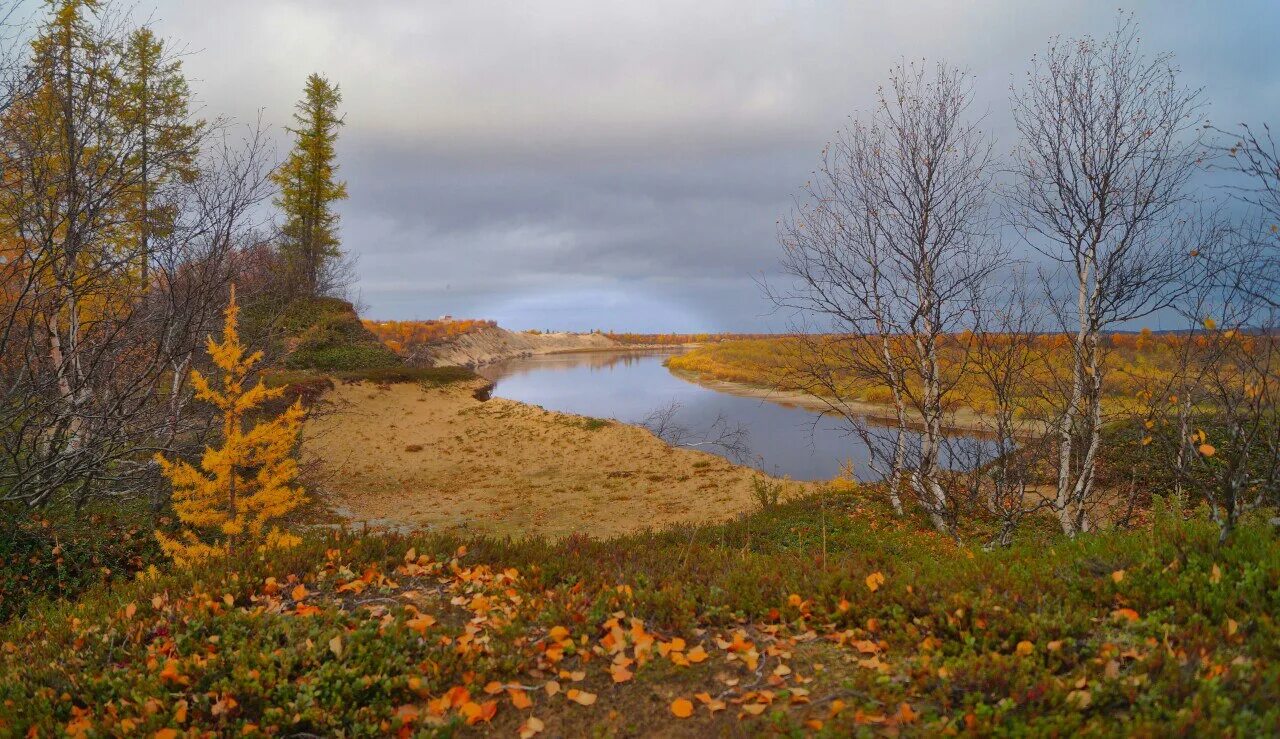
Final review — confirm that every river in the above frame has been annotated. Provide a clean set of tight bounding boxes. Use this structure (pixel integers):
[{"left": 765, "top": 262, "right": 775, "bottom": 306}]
[{"left": 478, "top": 348, "right": 987, "bottom": 482}]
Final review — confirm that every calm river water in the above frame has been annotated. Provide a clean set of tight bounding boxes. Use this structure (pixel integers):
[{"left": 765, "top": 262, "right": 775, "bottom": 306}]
[{"left": 478, "top": 349, "right": 977, "bottom": 481}]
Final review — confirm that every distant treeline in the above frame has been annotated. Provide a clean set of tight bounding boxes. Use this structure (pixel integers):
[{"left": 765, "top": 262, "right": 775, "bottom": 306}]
[{"left": 603, "top": 332, "right": 784, "bottom": 345}]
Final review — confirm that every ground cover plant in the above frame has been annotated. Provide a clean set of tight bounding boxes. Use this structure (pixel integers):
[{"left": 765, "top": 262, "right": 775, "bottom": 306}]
[
  {"left": 3, "top": 491, "right": 1278, "bottom": 736},
  {"left": 280, "top": 298, "right": 404, "bottom": 373}
]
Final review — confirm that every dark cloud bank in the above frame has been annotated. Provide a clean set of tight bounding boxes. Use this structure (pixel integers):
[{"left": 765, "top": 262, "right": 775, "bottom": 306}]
[{"left": 154, "top": 0, "right": 1280, "bottom": 331}]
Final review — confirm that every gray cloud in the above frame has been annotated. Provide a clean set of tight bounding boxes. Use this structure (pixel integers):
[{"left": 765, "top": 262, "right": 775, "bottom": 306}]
[{"left": 145, "top": 0, "right": 1280, "bottom": 331}]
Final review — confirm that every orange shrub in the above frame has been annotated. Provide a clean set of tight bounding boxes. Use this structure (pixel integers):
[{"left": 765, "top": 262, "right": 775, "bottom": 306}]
[{"left": 363, "top": 318, "right": 496, "bottom": 352}]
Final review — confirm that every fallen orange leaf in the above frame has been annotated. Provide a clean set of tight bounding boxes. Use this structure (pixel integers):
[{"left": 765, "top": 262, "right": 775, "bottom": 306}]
[
  {"left": 518, "top": 716, "right": 545, "bottom": 738},
  {"left": 1111, "top": 608, "right": 1140, "bottom": 622},
  {"left": 460, "top": 700, "right": 498, "bottom": 725},
  {"left": 610, "top": 664, "right": 633, "bottom": 683},
  {"left": 566, "top": 689, "right": 597, "bottom": 706},
  {"left": 158, "top": 659, "right": 183, "bottom": 684},
  {"left": 509, "top": 689, "right": 533, "bottom": 710}
]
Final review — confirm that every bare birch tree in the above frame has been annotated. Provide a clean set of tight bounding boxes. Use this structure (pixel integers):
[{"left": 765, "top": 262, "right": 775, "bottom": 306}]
[
  {"left": 1168, "top": 122, "right": 1280, "bottom": 540},
  {"left": 1158, "top": 220, "right": 1279, "bottom": 541},
  {"left": 0, "top": 4, "right": 274, "bottom": 512},
  {"left": 947, "top": 271, "right": 1053, "bottom": 547},
  {"left": 1213, "top": 122, "right": 1280, "bottom": 308},
  {"left": 772, "top": 62, "right": 999, "bottom": 537},
  {"left": 1008, "top": 15, "right": 1202, "bottom": 536}
]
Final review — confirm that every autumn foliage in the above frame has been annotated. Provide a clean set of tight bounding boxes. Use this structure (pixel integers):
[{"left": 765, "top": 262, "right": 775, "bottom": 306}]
[
  {"left": 4, "top": 492, "right": 1278, "bottom": 735},
  {"left": 667, "top": 331, "right": 1273, "bottom": 417},
  {"left": 362, "top": 318, "right": 496, "bottom": 354},
  {"left": 154, "top": 287, "right": 307, "bottom": 566},
  {"left": 603, "top": 332, "right": 776, "bottom": 345}
]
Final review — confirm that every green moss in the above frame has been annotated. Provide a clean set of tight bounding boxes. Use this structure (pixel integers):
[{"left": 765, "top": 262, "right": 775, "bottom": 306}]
[
  {"left": 274, "top": 296, "right": 360, "bottom": 336},
  {"left": 284, "top": 343, "right": 401, "bottom": 372}
]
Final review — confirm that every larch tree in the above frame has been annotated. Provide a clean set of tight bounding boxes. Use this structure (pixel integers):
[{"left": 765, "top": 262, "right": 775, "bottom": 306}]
[
  {"left": 117, "top": 26, "right": 204, "bottom": 284},
  {"left": 154, "top": 286, "right": 306, "bottom": 566},
  {"left": 1, "top": 0, "right": 132, "bottom": 486},
  {"left": 0, "top": 0, "right": 278, "bottom": 511},
  {"left": 271, "top": 73, "right": 347, "bottom": 296}
]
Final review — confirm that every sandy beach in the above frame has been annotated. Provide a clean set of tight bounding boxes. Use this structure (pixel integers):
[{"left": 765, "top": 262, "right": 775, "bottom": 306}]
[{"left": 301, "top": 378, "right": 803, "bottom": 537}]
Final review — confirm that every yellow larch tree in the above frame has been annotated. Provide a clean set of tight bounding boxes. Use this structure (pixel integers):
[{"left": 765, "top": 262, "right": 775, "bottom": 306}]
[{"left": 155, "top": 286, "right": 307, "bottom": 566}]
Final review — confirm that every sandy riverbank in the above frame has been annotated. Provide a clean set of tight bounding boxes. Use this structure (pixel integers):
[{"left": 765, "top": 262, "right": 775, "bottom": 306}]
[
  {"left": 666, "top": 367, "right": 1038, "bottom": 435},
  {"left": 418, "top": 326, "right": 620, "bottom": 367},
  {"left": 301, "top": 378, "right": 803, "bottom": 538}
]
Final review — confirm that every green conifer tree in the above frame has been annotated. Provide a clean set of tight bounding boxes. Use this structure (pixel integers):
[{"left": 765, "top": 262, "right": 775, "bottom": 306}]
[
  {"left": 271, "top": 73, "right": 347, "bottom": 296},
  {"left": 117, "top": 27, "right": 204, "bottom": 283}
]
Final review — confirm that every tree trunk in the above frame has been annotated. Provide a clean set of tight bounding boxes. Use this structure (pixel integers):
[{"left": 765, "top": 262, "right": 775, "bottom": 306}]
[
  {"left": 883, "top": 337, "right": 906, "bottom": 516},
  {"left": 1056, "top": 261, "right": 1092, "bottom": 536}
]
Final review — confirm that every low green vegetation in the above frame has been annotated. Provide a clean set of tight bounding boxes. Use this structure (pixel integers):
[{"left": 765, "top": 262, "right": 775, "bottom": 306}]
[
  {"left": 4, "top": 490, "right": 1277, "bottom": 735},
  {"left": 264, "top": 365, "right": 477, "bottom": 389},
  {"left": 252, "top": 297, "right": 483, "bottom": 397},
  {"left": 273, "top": 297, "right": 403, "bottom": 372},
  {"left": 554, "top": 416, "right": 612, "bottom": 432},
  {"left": 0, "top": 504, "right": 161, "bottom": 624}
]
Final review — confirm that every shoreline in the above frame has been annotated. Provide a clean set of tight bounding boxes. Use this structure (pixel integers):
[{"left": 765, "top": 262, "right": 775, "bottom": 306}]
[
  {"left": 665, "top": 366, "right": 1031, "bottom": 436},
  {"left": 302, "top": 378, "right": 808, "bottom": 539},
  {"left": 543, "top": 342, "right": 693, "bottom": 356},
  {"left": 468, "top": 346, "right": 1028, "bottom": 437}
]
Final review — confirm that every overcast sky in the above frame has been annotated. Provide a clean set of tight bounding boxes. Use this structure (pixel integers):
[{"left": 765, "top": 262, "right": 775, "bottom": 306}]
[{"left": 138, "top": 1, "right": 1280, "bottom": 331}]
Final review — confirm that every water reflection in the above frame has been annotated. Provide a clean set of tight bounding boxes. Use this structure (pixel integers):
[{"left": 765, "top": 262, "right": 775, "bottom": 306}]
[
  {"left": 478, "top": 350, "right": 981, "bottom": 482},
  {"left": 480, "top": 349, "right": 674, "bottom": 375}
]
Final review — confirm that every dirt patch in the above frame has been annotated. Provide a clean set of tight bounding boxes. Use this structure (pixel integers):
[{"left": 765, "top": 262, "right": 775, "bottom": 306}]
[{"left": 301, "top": 379, "right": 798, "bottom": 538}]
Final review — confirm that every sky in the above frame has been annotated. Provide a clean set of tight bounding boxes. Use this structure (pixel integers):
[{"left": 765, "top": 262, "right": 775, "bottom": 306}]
[{"left": 127, "top": 1, "right": 1280, "bottom": 331}]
